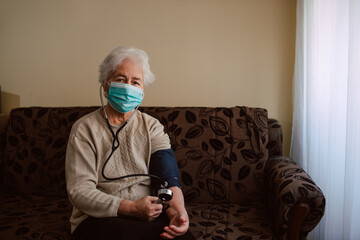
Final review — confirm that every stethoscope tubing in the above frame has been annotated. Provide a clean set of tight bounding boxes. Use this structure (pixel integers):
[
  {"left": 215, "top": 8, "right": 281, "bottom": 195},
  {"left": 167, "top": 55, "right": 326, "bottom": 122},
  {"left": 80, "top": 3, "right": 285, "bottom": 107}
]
[{"left": 99, "top": 85, "right": 167, "bottom": 187}]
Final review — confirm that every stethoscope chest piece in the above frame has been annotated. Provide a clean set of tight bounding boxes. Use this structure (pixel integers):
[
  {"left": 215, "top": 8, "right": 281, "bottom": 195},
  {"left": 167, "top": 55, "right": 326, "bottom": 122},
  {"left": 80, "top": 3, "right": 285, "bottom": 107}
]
[{"left": 157, "top": 188, "right": 173, "bottom": 202}]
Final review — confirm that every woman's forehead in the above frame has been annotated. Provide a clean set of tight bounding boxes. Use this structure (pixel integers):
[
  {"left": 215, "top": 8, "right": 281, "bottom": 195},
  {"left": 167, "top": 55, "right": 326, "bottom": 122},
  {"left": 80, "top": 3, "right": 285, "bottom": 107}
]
[{"left": 115, "top": 58, "right": 143, "bottom": 74}]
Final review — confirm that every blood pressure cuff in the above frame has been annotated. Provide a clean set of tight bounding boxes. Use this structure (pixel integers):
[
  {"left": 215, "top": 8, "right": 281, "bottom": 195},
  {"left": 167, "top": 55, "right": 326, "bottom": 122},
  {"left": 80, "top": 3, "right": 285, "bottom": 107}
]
[{"left": 149, "top": 149, "right": 181, "bottom": 190}]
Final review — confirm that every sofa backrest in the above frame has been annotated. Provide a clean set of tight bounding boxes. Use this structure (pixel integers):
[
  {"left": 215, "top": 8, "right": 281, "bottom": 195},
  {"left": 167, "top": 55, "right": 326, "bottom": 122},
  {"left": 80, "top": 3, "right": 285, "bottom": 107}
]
[
  {"left": 141, "top": 107, "right": 270, "bottom": 203},
  {"left": 0, "top": 106, "right": 282, "bottom": 203},
  {"left": 0, "top": 107, "right": 98, "bottom": 197}
]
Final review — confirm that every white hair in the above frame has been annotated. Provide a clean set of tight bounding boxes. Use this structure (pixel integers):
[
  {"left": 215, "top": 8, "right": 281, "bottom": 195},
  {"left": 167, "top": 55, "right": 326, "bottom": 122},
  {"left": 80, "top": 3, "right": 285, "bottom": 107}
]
[{"left": 99, "top": 46, "right": 155, "bottom": 88}]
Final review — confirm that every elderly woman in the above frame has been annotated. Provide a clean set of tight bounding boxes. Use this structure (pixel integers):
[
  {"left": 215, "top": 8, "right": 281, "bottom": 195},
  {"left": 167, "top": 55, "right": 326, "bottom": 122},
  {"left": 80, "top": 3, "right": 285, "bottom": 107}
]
[{"left": 65, "top": 46, "right": 194, "bottom": 240}]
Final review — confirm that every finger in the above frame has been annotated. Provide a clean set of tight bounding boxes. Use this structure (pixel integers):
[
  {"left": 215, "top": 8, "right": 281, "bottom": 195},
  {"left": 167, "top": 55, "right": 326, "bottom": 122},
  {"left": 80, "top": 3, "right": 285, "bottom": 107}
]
[
  {"left": 149, "top": 196, "right": 160, "bottom": 202},
  {"left": 178, "top": 215, "right": 188, "bottom": 224},
  {"left": 153, "top": 203, "right": 163, "bottom": 211},
  {"left": 168, "top": 223, "right": 187, "bottom": 234},
  {"left": 173, "top": 216, "right": 186, "bottom": 225},
  {"left": 160, "top": 231, "right": 175, "bottom": 239},
  {"left": 148, "top": 211, "right": 162, "bottom": 221},
  {"left": 163, "top": 226, "right": 178, "bottom": 237},
  {"left": 154, "top": 207, "right": 163, "bottom": 213},
  {"left": 148, "top": 216, "right": 159, "bottom": 222},
  {"left": 149, "top": 208, "right": 162, "bottom": 216},
  {"left": 179, "top": 215, "right": 187, "bottom": 222},
  {"left": 152, "top": 210, "right": 162, "bottom": 218}
]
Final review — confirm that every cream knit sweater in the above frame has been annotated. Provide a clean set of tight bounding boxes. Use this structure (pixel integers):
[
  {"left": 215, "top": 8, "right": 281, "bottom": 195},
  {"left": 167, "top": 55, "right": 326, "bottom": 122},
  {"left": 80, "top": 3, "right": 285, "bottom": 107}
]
[{"left": 65, "top": 109, "right": 171, "bottom": 233}]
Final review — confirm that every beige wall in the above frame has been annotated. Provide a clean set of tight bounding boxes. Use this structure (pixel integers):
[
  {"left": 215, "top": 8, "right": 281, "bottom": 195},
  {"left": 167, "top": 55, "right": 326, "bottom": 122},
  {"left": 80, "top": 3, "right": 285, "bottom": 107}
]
[{"left": 0, "top": 0, "right": 296, "bottom": 156}]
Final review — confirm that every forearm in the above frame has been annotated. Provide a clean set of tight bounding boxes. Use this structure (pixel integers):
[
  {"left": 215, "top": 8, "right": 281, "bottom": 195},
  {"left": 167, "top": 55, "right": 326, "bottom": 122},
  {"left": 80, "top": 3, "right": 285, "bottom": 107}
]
[
  {"left": 166, "top": 187, "right": 187, "bottom": 216},
  {"left": 118, "top": 199, "right": 135, "bottom": 216},
  {"left": 68, "top": 182, "right": 121, "bottom": 218},
  {"left": 161, "top": 186, "right": 190, "bottom": 239}
]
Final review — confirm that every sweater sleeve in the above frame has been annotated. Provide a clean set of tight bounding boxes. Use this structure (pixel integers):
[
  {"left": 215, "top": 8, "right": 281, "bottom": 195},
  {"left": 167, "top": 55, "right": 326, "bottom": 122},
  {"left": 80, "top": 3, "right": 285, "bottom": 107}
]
[
  {"left": 65, "top": 134, "right": 121, "bottom": 218},
  {"left": 147, "top": 116, "right": 171, "bottom": 154}
]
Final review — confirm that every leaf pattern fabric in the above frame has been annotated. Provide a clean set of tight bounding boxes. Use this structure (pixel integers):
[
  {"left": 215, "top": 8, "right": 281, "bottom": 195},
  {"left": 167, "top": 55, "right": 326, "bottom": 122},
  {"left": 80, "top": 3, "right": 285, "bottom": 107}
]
[{"left": 0, "top": 106, "right": 325, "bottom": 239}]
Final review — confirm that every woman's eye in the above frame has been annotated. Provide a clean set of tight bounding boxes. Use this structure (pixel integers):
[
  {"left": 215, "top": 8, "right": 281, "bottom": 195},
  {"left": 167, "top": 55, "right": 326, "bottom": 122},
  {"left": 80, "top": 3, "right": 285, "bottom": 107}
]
[{"left": 117, "top": 78, "right": 125, "bottom": 82}]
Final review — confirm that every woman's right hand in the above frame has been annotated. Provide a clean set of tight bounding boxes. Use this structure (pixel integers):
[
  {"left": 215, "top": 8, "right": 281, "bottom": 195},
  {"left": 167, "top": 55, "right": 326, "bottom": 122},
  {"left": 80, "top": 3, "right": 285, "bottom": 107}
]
[{"left": 118, "top": 196, "right": 163, "bottom": 222}]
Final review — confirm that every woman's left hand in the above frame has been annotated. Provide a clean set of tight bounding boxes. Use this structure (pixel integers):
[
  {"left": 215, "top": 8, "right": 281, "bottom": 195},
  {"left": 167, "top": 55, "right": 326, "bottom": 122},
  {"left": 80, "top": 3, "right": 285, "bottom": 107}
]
[{"left": 160, "top": 208, "right": 189, "bottom": 239}]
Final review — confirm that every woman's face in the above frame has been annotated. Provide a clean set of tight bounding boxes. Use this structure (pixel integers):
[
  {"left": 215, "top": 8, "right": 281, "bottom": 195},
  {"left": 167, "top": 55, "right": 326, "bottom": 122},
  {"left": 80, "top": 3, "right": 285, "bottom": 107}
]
[{"left": 106, "top": 58, "right": 144, "bottom": 92}]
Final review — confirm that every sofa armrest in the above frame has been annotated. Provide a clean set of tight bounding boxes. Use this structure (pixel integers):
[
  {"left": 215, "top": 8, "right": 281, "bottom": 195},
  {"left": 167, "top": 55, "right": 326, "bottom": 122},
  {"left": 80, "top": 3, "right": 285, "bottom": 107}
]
[
  {"left": 0, "top": 114, "right": 9, "bottom": 195},
  {"left": 265, "top": 156, "right": 325, "bottom": 240},
  {"left": 0, "top": 114, "right": 9, "bottom": 162}
]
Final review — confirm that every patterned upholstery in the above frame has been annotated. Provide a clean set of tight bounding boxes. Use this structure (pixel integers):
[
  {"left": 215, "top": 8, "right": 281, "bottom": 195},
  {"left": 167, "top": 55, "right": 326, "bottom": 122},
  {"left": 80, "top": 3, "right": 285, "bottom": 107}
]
[
  {"left": 264, "top": 156, "right": 325, "bottom": 239},
  {"left": 0, "top": 194, "right": 71, "bottom": 240},
  {"left": 140, "top": 107, "right": 270, "bottom": 204},
  {"left": 0, "top": 106, "right": 325, "bottom": 240}
]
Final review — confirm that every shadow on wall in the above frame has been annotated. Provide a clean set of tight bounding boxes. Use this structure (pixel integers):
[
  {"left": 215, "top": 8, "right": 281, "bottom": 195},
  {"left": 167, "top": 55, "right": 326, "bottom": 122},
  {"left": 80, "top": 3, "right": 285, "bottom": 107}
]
[{"left": 1, "top": 89, "right": 20, "bottom": 114}]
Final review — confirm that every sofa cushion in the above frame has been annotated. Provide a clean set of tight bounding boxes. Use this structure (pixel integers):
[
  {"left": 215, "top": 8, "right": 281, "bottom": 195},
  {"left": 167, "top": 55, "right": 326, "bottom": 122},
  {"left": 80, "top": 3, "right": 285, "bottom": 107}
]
[
  {"left": 0, "top": 195, "right": 274, "bottom": 240},
  {"left": 187, "top": 202, "right": 274, "bottom": 239},
  {"left": 0, "top": 194, "right": 71, "bottom": 240}
]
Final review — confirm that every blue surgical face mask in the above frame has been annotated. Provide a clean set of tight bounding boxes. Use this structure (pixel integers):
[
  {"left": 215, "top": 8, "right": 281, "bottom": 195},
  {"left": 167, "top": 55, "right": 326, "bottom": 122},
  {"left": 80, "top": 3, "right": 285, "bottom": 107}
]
[{"left": 106, "top": 82, "right": 144, "bottom": 113}]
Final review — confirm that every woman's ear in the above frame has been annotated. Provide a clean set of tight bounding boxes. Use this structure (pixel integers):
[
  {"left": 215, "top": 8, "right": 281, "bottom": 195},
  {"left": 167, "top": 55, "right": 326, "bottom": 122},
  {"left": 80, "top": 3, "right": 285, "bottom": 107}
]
[{"left": 103, "top": 81, "right": 110, "bottom": 96}]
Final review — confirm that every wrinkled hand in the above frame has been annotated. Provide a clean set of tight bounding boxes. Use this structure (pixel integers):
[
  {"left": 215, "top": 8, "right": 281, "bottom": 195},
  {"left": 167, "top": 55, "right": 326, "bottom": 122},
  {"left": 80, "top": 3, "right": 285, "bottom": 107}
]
[
  {"left": 160, "top": 210, "right": 189, "bottom": 239},
  {"left": 132, "top": 196, "right": 163, "bottom": 222}
]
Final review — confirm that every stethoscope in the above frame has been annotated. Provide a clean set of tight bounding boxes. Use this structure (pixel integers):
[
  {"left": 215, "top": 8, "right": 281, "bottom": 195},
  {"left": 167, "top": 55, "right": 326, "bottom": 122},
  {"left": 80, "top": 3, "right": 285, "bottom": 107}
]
[{"left": 99, "top": 85, "right": 173, "bottom": 202}]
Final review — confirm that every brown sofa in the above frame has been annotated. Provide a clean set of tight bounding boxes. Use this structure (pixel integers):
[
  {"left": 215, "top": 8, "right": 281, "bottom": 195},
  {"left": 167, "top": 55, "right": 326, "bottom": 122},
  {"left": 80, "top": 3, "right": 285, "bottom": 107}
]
[{"left": 0, "top": 106, "right": 325, "bottom": 240}]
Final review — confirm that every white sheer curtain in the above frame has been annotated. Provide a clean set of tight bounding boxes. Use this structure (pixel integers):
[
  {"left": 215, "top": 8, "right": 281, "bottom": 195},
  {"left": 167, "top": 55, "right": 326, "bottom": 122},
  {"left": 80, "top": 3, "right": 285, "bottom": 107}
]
[{"left": 291, "top": 0, "right": 360, "bottom": 239}]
